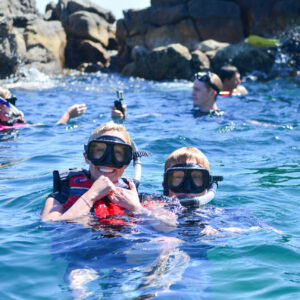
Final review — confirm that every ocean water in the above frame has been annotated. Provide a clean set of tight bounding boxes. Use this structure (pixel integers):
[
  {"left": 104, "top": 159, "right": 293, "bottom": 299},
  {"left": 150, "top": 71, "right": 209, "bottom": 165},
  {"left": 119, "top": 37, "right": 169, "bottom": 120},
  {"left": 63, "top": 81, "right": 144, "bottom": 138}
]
[{"left": 0, "top": 69, "right": 299, "bottom": 299}]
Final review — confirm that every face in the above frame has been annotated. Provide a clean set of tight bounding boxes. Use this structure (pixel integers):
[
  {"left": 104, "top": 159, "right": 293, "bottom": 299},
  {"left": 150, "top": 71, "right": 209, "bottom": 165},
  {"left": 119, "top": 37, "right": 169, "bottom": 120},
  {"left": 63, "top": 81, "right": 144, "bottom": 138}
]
[
  {"left": 192, "top": 80, "right": 214, "bottom": 107},
  {"left": 84, "top": 130, "right": 129, "bottom": 183},
  {"left": 167, "top": 158, "right": 207, "bottom": 198},
  {"left": 225, "top": 72, "right": 241, "bottom": 91},
  {"left": 0, "top": 104, "right": 10, "bottom": 123}
]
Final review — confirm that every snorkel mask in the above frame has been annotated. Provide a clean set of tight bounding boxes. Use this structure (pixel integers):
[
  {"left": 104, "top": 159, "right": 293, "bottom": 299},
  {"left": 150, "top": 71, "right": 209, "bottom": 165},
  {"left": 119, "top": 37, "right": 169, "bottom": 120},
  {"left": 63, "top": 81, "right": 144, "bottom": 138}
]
[
  {"left": 84, "top": 135, "right": 133, "bottom": 169},
  {"left": 0, "top": 96, "right": 23, "bottom": 125},
  {"left": 194, "top": 71, "right": 220, "bottom": 94},
  {"left": 0, "top": 97, "right": 11, "bottom": 109},
  {"left": 163, "top": 163, "right": 223, "bottom": 196}
]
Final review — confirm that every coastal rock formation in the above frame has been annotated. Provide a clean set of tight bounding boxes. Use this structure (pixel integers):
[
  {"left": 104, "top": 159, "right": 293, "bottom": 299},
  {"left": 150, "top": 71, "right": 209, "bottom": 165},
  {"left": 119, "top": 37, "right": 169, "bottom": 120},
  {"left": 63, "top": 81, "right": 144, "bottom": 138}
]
[
  {"left": 0, "top": 19, "right": 18, "bottom": 78},
  {"left": 211, "top": 42, "right": 276, "bottom": 75},
  {"left": 47, "top": 0, "right": 117, "bottom": 69},
  {"left": 0, "top": 0, "right": 116, "bottom": 78},
  {"left": 117, "top": 0, "right": 300, "bottom": 80},
  {"left": 0, "top": 0, "right": 66, "bottom": 78}
]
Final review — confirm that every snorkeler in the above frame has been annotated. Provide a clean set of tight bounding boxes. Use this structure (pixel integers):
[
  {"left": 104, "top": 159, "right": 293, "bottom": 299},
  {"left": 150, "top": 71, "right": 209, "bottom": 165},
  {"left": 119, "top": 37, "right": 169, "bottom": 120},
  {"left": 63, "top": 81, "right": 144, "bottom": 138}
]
[
  {"left": 163, "top": 147, "right": 223, "bottom": 207},
  {"left": 0, "top": 86, "right": 86, "bottom": 128},
  {"left": 41, "top": 121, "right": 176, "bottom": 231},
  {"left": 218, "top": 65, "right": 248, "bottom": 96},
  {"left": 192, "top": 70, "right": 224, "bottom": 116}
]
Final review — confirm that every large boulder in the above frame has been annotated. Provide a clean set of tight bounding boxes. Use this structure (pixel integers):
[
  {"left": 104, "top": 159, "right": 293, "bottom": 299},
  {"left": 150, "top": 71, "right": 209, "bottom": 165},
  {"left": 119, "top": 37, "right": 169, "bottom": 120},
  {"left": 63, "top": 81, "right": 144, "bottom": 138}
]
[
  {"left": 0, "top": 0, "right": 68, "bottom": 77},
  {"left": 0, "top": 18, "right": 18, "bottom": 78},
  {"left": 145, "top": 18, "right": 199, "bottom": 50},
  {"left": 191, "top": 50, "right": 210, "bottom": 72},
  {"left": 66, "top": 11, "right": 111, "bottom": 47},
  {"left": 149, "top": 4, "right": 189, "bottom": 26},
  {"left": 54, "top": 0, "right": 116, "bottom": 69},
  {"left": 188, "top": 0, "right": 244, "bottom": 43},
  {"left": 23, "top": 18, "right": 66, "bottom": 72},
  {"left": 151, "top": 0, "right": 188, "bottom": 7},
  {"left": 236, "top": 0, "right": 300, "bottom": 37},
  {"left": 122, "top": 43, "right": 193, "bottom": 81},
  {"left": 211, "top": 42, "right": 276, "bottom": 75},
  {"left": 0, "top": 0, "right": 37, "bottom": 18},
  {"left": 55, "top": 0, "right": 115, "bottom": 25}
]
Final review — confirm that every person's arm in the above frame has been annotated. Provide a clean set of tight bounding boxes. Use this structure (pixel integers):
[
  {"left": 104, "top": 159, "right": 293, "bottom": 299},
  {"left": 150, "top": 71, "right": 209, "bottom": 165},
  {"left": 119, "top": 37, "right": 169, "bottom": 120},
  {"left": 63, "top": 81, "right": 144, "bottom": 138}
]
[
  {"left": 41, "top": 175, "right": 116, "bottom": 222},
  {"left": 56, "top": 104, "right": 87, "bottom": 124},
  {"left": 41, "top": 196, "right": 65, "bottom": 221}
]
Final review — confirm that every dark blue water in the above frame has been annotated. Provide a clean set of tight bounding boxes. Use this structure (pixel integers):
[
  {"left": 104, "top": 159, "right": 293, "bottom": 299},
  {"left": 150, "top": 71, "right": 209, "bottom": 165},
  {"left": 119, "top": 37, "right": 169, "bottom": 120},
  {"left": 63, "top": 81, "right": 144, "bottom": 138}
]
[{"left": 0, "top": 69, "right": 299, "bottom": 299}]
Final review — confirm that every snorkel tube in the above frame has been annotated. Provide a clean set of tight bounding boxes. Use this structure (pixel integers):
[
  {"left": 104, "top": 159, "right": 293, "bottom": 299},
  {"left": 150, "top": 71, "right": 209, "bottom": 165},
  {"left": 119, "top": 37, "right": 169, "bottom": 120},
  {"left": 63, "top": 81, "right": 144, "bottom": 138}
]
[
  {"left": 131, "top": 140, "right": 152, "bottom": 188},
  {"left": 132, "top": 140, "right": 141, "bottom": 187},
  {"left": 179, "top": 182, "right": 218, "bottom": 207}
]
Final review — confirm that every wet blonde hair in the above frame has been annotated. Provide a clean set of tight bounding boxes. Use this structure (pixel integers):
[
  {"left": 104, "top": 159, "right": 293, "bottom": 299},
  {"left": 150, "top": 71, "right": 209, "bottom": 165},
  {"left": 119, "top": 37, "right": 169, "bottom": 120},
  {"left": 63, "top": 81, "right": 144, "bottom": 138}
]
[
  {"left": 88, "top": 121, "right": 131, "bottom": 145},
  {"left": 164, "top": 147, "right": 210, "bottom": 171}
]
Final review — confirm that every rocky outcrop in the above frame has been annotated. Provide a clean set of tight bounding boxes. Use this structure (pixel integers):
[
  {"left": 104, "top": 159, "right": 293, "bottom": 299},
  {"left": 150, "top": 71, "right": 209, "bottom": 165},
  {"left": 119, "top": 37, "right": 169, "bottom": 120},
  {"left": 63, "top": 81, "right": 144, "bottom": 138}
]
[
  {"left": 0, "top": 0, "right": 117, "bottom": 78},
  {"left": 0, "top": 0, "right": 66, "bottom": 78},
  {"left": 117, "top": 0, "right": 300, "bottom": 80},
  {"left": 47, "top": 0, "right": 117, "bottom": 69},
  {"left": 211, "top": 42, "right": 276, "bottom": 75},
  {"left": 0, "top": 18, "right": 18, "bottom": 78}
]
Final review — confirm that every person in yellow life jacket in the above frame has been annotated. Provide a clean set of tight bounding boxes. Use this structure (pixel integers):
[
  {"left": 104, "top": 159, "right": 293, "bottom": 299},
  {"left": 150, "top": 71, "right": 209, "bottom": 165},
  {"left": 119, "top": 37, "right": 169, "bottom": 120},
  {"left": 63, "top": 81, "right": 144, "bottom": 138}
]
[
  {"left": 41, "top": 122, "right": 176, "bottom": 232},
  {"left": 218, "top": 65, "right": 248, "bottom": 96},
  {"left": 0, "top": 86, "right": 86, "bottom": 127}
]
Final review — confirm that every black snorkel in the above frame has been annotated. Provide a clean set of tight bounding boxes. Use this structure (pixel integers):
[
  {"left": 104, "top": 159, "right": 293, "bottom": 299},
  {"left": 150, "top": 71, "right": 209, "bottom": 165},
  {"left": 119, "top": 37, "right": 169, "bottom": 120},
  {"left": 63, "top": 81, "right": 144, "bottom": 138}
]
[{"left": 114, "top": 90, "right": 125, "bottom": 119}]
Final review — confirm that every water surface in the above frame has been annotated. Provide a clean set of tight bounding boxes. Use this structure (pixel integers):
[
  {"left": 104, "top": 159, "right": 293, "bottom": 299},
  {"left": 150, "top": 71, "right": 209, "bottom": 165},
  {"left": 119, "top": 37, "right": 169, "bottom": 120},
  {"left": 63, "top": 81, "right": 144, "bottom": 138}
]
[{"left": 0, "top": 70, "right": 299, "bottom": 299}]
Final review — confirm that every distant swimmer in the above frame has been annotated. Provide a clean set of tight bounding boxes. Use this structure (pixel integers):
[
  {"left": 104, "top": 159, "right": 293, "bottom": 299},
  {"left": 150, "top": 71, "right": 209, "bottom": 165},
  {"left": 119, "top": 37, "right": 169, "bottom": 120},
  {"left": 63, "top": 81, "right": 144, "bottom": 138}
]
[
  {"left": 0, "top": 86, "right": 86, "bottom": 129},
  {"left": 111, "top": 90, "right": 126, "bottom": 119},
  {"left": 219, "top": 65, "right": 248, "bottom": 96},
  {"left": 192, "top": 70, "right": 224, "bottom": 116}
]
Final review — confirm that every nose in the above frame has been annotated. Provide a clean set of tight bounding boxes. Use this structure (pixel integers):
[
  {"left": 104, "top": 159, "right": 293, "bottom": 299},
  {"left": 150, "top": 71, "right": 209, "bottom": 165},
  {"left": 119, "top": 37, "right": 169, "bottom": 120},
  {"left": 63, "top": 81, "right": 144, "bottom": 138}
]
[{"left": 183, "top": 179, "right": 192, "bottom": 193}]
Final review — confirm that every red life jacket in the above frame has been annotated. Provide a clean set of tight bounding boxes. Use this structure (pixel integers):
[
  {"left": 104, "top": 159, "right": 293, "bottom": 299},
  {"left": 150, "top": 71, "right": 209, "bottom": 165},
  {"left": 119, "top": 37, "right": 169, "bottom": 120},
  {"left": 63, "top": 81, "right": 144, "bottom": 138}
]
[{"left": 55, "top": 169, "right": 127, "bottom": 225}]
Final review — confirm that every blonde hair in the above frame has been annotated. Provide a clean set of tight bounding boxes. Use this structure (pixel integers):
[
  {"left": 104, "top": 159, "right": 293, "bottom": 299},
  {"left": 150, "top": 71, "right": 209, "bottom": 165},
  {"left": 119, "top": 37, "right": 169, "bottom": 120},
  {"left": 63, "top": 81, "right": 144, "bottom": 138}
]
[
  {"left": 164, "top": 147, "right": 210, "bottom": 171},
  {"left": 88, "top": 121, "right": 131, "bottom": 144}
]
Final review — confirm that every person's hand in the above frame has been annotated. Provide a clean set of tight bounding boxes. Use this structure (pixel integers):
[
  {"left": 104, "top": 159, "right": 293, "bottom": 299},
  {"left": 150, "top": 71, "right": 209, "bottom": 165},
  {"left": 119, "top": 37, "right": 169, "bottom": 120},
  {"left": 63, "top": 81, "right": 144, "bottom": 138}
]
[
  {"left": 67, "top": 104, "right": 87, "bottom": 119},
  {"left": 0, "top": 87, "right": 12, "bottom": 99},
  {"left": 110, "top": 104, "right": 126, "bottom": 119},
  {"left": 108, "top": 181, "right": 142, "bottom": 211},
  {"left": 86, "top": 175, "right": 117, "bottom": 203},
  {"left": 56, "top": 103, "right": 87, "bottom": 124}
]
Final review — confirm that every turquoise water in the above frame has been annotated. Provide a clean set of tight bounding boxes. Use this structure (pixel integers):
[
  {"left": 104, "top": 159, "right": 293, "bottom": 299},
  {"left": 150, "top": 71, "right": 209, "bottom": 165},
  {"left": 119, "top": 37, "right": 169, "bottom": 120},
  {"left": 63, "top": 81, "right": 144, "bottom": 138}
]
[{"left": 0, "top": 70, "right": 299, "bottom": 299}]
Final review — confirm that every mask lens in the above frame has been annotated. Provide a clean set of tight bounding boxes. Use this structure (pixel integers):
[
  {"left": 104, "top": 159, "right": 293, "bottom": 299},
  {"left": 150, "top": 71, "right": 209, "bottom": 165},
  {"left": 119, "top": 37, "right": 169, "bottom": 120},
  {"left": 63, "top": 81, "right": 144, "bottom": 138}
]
[
  {"left": 113, "top": 144, "right": 131, "bottom": 164},
  {"left": 89, "top": 142, "right": 107, "bottom": 159},
  {"left": 168, "top": 170, "right": 185, "bottom": 187},
  {"left": 191, "top": 170, "right": 204, "bottom": 187}
]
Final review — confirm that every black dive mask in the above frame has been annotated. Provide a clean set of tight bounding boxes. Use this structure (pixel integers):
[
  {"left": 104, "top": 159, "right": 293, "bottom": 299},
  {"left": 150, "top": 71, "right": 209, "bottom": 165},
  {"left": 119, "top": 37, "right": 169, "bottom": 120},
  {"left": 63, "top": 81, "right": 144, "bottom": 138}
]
[
  {"left": 84, "top": 135, "right": 133, "bottom": 168},
  {"left": 194, "top": 70, "right": 220, "bottom": 93},
  {"left": 163, "top": 163, "right": 223, "bottom": 195}
]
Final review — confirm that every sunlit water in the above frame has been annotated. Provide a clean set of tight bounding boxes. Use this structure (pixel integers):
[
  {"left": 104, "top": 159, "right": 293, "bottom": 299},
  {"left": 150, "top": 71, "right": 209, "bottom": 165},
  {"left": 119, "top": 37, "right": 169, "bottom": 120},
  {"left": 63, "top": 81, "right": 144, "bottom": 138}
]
[{"left": 0, "top": 69, "right": 299, "bottom": 299}]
